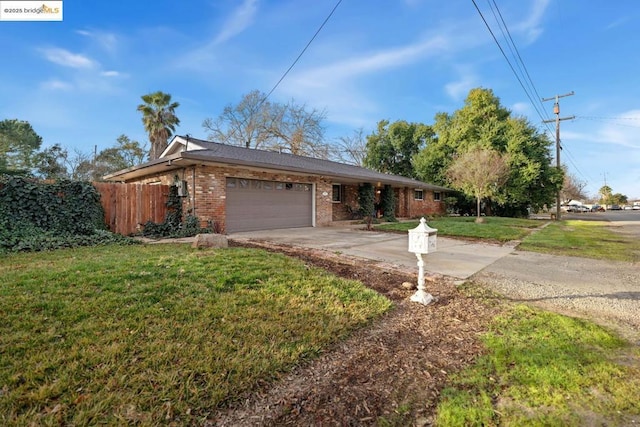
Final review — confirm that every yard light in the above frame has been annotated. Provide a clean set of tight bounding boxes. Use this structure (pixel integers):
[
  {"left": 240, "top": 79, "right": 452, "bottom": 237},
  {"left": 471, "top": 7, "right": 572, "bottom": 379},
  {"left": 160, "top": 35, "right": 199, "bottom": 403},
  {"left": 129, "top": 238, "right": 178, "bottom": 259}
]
[{"left": 408, "top": 217, "right": 437, "bottom": 305}]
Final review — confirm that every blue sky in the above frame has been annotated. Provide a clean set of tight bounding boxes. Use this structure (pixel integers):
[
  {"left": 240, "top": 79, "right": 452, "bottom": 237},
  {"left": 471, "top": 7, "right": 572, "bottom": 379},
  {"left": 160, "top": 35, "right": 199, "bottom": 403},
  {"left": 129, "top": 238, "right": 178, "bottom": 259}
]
[{"left": 1, "top": 0, "right": 639, "bottom": 199}]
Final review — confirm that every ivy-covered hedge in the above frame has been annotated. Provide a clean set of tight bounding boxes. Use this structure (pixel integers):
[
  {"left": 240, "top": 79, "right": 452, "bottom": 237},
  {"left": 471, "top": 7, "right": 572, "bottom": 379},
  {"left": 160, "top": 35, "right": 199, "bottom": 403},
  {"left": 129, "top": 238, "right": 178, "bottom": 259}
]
[{"left": 0, "top": 176, "right": 137, "bottom": 253}]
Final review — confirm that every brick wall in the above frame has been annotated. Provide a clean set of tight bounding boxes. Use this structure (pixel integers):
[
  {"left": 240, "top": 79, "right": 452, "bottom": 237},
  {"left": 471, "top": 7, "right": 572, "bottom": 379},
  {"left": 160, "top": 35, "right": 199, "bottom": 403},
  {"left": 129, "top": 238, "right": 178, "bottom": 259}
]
[
  {"left": 406, "top": 189, "right": 446, "bottom": 217},
  {"left": 332, "top": 184, "right": 360, "bottom": 221}
]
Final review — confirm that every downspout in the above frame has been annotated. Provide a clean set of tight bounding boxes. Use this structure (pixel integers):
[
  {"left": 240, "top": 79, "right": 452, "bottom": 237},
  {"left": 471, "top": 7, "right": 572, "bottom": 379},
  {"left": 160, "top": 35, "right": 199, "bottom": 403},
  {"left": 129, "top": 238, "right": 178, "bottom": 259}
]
[{"left": 192, "top": 166, "right": 196, "bottom": 217}]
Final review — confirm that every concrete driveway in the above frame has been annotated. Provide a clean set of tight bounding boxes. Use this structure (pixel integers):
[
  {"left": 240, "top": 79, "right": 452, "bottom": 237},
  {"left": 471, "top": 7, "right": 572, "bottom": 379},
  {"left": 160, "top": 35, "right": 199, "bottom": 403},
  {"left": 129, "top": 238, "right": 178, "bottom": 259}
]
[{"left": 229, "top": 225, "right": 516, "bottom": 280}]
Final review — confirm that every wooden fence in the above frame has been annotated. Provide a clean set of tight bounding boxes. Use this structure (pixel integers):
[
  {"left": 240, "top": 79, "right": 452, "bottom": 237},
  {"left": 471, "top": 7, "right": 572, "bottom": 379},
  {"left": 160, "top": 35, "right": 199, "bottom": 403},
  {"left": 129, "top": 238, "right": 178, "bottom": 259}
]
[{"left": 93, "top": 182, "right": 169, "bottom": 235}]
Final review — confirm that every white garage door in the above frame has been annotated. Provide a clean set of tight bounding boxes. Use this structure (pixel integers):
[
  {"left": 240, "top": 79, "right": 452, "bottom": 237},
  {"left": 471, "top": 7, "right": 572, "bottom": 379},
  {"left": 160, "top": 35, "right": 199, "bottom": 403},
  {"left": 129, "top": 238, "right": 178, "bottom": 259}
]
[{"left": 225, "top": 178, "right": 313, "bottom": 233}]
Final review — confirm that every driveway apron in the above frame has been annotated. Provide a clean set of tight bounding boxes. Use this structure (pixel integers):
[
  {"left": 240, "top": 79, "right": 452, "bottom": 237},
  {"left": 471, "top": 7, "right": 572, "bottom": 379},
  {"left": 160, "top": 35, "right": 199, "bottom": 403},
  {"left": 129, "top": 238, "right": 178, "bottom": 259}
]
[{"left": 229, "top": 226, "right": 515, "bottom": 280}]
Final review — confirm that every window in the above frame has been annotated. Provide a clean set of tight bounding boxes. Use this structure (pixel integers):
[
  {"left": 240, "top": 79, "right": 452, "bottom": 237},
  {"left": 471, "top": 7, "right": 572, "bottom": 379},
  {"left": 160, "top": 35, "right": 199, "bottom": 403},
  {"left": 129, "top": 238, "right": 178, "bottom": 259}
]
[
  {"left": 414, "top": 189, "right": 424, "bottom": 201},
  {"left": 226, "top": 178, "right": 236, "bottom": 188},
  {"left": 434, "top": 191, "right": 441, "bottom": 201},
  {"left": 332, "top": 184, "right": 342, "bottom": 202}
]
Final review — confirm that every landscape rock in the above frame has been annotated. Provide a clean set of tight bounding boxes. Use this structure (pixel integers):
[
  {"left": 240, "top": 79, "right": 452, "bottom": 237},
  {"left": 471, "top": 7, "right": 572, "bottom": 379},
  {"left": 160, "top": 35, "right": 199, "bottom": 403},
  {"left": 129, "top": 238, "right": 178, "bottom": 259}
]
[
  {"left": 192, "top": 233, "right": 228, "bottom": 249},
  {"left": 402, "top": 281, "right": 415, "bottom": 290}
]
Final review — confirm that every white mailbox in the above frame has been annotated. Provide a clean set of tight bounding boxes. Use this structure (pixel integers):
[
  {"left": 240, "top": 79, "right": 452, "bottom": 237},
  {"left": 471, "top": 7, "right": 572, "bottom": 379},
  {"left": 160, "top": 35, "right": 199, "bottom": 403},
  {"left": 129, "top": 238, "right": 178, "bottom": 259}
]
[
  {"left": 407, "top": 217, "right": 438, "bottom": 305},
  {"left": 408, "top": 217, "right": 437, "bottom": 254}
]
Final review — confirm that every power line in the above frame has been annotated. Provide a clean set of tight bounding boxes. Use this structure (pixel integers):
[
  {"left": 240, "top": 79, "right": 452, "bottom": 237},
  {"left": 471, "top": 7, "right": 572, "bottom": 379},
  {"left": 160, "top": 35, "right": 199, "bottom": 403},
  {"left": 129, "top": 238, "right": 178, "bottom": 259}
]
[
  {"left": 471, "top": 0, "right": 554, "bottom": 137},
  {"left": 488, "top": 0, "right": 550, "bottom": 122},
  {"left": 473, "top": 2, "right": 590, "bottom": 191},
  {"left": 213, "top": 0, "right": 343, "bottom": 148},
  {"left": 262, "top": 0, "right": 343, "bottom": 104}
]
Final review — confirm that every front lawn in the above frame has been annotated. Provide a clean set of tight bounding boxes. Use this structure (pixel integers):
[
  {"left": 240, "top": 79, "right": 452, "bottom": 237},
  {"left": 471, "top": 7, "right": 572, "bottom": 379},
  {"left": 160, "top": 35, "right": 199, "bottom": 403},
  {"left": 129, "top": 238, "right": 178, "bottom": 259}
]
[
  {"left": 520, "top": 220, "right": 640, "bottom": 262},
  {"left": 0, "top": 244, "right": 391, "bottom": 425},
  {"left": 436, "top": 304, "right": 640, "bottom": 426},
  {"left": 377, "top": 216, "right": 540, "bottom": 242}
]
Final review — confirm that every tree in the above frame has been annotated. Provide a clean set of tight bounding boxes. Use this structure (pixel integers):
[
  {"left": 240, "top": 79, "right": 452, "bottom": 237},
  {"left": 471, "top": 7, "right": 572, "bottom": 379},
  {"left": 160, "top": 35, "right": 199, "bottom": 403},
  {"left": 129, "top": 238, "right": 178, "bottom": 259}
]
[
  {"left": 363, "top": 120, "right": 433, "bottom": 178},
  {"left": 203, "top": 90, "right": 274, "bottom": 149},
  {"left": 32, "top": 144, "right": 68, "bottom": 179},
  {"left": 137, "top": 91, "right": 180, "bottom": 160},
  {"left": 599, "top": 185, "right": 613, "bottom": 206},
  {"left": 0, "top": 119, "right": 43, "bottom": 174},
  {"left": 446, "top": 147, "right": 510, "bottom": 222},
  {"left": 268, "top": 100, "right": 328, "bottom": 157},
  {"left": 202, "top": 90, "right": 328, "bottom": 157},
  {"left": 560, "top": 167, "right": 587, "bottom": 203},
  {"left": 611, "top": 193, "right": 628, "bottom": 206},
  {"left": 76, "top": 135, "right": 148, "bottom": 181},
  {"left": 332, "top": 128, "right": 366, "bottom": 166},
  {"left": 414, "top": 88, "right": 562, "bottom": 216},
  {"left": 358, "top": 183, "right": 375, "bottom": 230}
]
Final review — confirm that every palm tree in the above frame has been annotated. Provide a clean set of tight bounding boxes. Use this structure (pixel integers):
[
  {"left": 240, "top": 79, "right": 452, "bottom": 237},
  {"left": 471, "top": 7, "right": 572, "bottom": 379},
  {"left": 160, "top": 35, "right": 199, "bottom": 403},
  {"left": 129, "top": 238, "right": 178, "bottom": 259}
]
[{"left": 137, "top": 91, "right": 180, "bottom": 160}]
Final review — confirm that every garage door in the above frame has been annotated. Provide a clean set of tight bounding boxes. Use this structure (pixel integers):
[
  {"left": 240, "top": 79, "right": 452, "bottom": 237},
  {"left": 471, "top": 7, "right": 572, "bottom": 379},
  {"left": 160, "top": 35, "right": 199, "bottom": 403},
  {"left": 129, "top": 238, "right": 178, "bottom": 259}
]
[{"left": 225, "top": 178, "right": 313, "bottom": 233}]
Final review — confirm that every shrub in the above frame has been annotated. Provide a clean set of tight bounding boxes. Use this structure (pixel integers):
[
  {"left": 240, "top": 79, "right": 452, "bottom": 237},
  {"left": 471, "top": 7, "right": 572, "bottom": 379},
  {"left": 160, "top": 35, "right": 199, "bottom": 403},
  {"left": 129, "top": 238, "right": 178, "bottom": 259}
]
[
  {"left": 0, "top": 175, "right": 136, "bottom": 252},
  {"left": 141, "top": 184, "right": 211, "bottom": 238}
]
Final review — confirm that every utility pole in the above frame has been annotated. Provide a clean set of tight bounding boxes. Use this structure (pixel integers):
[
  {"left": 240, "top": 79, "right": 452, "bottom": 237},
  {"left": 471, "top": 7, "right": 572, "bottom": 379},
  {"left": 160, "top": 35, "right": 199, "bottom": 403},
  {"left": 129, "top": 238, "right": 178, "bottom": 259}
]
[{"left": 542, "top": 91, "right": 575, "bottom": 221}]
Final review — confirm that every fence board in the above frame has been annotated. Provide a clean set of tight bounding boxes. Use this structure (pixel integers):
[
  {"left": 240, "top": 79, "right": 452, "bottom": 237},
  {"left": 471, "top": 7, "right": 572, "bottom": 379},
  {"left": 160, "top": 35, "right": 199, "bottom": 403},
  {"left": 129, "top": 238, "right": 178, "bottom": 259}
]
[{"left": 93, "top": 182, "right": 170, "bottom": 235}]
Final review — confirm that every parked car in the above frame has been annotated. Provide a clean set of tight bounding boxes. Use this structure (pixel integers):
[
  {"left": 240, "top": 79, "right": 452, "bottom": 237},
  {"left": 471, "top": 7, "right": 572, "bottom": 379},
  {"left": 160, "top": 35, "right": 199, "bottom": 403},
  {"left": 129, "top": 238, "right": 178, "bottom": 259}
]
[{"left": 610, "top": 205, "right": 621, "bottom": 210}]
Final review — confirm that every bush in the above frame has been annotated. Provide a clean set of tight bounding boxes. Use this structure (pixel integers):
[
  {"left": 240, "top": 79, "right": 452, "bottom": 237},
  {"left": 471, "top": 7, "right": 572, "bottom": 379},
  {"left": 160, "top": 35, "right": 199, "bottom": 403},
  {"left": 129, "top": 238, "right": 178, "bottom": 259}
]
[
  {"left": 141, "top": 185, "right": 211, "bottom": 238},
  {"left": 380, "top": 184, "right": 397, "bottom": 222},
  {"left": 0, "top": 176, "right": 137, "bottom": 253}
]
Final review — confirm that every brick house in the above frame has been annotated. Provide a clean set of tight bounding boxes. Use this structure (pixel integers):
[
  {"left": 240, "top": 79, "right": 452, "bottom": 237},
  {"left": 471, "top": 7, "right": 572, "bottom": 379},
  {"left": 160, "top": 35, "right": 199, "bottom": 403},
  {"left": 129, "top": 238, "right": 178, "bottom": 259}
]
[{"left": 103, "top": 135, "right": 449, "bottom": 233}]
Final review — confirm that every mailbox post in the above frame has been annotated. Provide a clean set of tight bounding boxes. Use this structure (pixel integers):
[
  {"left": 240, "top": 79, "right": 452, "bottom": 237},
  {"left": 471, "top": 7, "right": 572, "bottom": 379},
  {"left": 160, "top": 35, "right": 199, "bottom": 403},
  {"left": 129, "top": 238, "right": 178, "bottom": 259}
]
[{"left": 408, "top": 217, "right": 437, "bottom": 305}]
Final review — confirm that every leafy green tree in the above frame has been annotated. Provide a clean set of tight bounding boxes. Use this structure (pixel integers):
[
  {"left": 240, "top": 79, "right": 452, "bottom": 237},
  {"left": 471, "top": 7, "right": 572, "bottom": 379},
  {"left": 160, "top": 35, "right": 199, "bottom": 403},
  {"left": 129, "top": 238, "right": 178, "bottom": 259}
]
[
  {"left": 599, "top": 185, "right": 613, "bottom": 206},
  {"left": 32, "top": 144, "right": 68, "bottom": 179},
  {"left": 0, "top": 119, "right": 43, "bottom": 174},
  {"left": 363, "top": 120, "right": 433, "bottom": 178},
  {"left": 414, "top": 88, "right": 561, "bottom": 216},
  {"left": 611, "top": 193, "right": 628, "bottom": 206},
  {"left": 137, "top": 91, "right": 180, "bottom": 160},
  {"left": 76, "top": 135, "right": 148, "bottom": 181}
]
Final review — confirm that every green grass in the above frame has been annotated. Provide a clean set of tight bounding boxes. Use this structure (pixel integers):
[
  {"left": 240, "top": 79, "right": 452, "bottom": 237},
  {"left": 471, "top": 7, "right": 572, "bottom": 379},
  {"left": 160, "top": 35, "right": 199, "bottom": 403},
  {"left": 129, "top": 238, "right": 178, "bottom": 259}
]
[
  {"left": 378, "top": 217, "right": 639, "bottom": 262},
  {"left": 520, "top": 220, "right": 640, "bottom": 262},
  {"left": 376, "top": 216, "right": 541, "bottom": 242},
  {"left": 0, "top": 244, "right": 391, "bottom": 425},
  {"left": 436, "top": 304, "right": 640, "bottom": 426}
]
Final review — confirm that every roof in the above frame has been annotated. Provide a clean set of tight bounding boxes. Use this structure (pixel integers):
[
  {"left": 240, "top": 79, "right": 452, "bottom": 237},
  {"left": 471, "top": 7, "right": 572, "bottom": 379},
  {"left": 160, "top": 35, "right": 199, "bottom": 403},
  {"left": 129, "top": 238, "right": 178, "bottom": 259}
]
[{"left": 104, "top": 135, "right": 450, "bottom": 191}]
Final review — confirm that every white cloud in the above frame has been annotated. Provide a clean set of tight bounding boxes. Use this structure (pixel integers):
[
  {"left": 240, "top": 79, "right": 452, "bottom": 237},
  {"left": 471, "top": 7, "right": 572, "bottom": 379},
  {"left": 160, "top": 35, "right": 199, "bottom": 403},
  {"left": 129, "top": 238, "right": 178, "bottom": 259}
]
[
  {"left": 294, "top": 36, "right": 449, "bottom": 84},
  {"left": 213, "top": 0, "right": 259, "bottom": 45},
  {"left": 41, "top": 79, "right": 73, "bottom": 91},
  {"left": 76, "top": 29, "right": 119, "bottom": 53},
  {"left": 40, "top": 48, "right": 97, "bottom": 69},
  {"left": 514, "top": 0, "right": 551, "bottom": 43},
  {"left": 100, "top": 70, "right": 121, "bottom": 77},
  {"left": 276, "top": 35, "right": 449, "bottom": 128},
  {"left": 566, "top": 110, "right": 640, "bottom": 150}
]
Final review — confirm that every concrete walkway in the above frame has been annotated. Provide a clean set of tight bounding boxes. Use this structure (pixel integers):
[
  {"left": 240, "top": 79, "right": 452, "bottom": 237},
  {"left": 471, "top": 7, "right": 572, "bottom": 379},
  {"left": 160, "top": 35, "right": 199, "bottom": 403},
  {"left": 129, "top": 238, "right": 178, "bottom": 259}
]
[{"left": 229, "top": 225, "right": 516, "bottom": 280}]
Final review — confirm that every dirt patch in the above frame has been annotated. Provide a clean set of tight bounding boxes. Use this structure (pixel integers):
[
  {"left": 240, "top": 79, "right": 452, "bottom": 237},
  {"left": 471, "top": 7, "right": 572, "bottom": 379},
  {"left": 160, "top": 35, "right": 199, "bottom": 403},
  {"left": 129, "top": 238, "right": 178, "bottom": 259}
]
[{"left": 211, "top": 240, "right": 502, "bottom": 426}]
